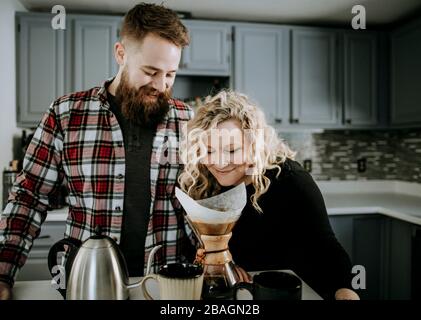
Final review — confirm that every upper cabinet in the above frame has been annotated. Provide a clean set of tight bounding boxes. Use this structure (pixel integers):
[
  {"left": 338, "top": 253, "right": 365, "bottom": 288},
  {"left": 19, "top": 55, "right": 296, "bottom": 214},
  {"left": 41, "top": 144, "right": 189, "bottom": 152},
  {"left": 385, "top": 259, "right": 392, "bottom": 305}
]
[
  {"left": 20, "top": 12, "right": 420, "bottom": 130},
  {"left": 343, "top": 32, "right": 378, "bottom": 126},
  {"left": 16, "top": 13, "right": 66, "bottom": 127},
  {"left": 391, "top": 17, "right": 421, "bottom": 126},
  {"left": 233, "top": 25, "right": 289, "bottom": 125},
  {"left": 16, "top": 13, "right": 122, "bottom": 127},
  {"left": 178, "top": 21, "right": 232, "bottom": 76},
  {"left": 290, "top": 28, "right": 379, "bottom": 128},
  {"left": 291, "top": 29, "right": 340, "bottom": 126},
  {"left": 72, "top": 16, "right": 121, "bottom": 91},
  {"left": 234, "top": 25, "right": 380, "bottom": 129}
]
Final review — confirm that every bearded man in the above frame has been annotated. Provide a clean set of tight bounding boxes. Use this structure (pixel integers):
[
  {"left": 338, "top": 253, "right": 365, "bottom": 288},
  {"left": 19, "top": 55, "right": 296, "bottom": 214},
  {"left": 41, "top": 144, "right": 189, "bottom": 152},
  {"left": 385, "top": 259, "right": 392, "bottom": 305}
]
[{"left": 0, "top": 3, "right": 196, "bottom": 299}]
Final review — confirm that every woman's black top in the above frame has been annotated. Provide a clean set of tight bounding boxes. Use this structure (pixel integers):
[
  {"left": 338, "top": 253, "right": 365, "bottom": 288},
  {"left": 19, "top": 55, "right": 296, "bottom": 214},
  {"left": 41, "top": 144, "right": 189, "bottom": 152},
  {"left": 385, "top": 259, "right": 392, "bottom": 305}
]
[{"left": 228, "top": 158, "right": 354, "bottom": 300}]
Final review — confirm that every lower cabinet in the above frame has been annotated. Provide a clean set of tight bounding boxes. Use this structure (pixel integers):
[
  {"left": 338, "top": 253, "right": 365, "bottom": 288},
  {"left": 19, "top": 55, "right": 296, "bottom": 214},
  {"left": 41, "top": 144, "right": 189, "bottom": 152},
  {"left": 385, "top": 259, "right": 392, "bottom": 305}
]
[
  {"left": 388, "top": 218, "right": 413, "bottom": 300},
  {"left": 16, "top": 221, "right": 66, "bottom": 281},
  {"left": 329, "top": 214, "right": 415, "bottom": 300}
]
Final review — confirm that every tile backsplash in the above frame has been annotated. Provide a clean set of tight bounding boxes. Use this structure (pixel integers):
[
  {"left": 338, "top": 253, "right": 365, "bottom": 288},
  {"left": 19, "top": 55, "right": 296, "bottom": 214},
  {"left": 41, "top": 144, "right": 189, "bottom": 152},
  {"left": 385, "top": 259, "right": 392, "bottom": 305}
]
[{"left": 279, "top": 128, "right": 421, "bottom": 183}]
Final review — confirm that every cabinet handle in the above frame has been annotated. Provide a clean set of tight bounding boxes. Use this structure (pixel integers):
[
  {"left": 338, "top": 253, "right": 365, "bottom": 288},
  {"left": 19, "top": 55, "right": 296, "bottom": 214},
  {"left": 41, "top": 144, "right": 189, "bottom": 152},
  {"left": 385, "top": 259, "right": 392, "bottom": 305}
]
[
  {"left": 346, "top": 119, "right": 352, "bottom": 124},
  {"left": 291, "top": 119, "right": 299, "bottom": 124},
  {"left": 275, "top": 118, "right": 282, "bottom": 124},
  {"left": 38, "top": 235, "right": 51, "bottom": 240}
]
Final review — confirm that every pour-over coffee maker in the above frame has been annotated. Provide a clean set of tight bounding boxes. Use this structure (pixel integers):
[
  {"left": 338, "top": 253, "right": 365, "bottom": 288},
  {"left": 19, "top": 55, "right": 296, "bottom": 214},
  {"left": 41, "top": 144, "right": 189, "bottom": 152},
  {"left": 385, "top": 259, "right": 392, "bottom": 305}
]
[{"left": 175, "top": 183, "right": 247, "bottom": 300}]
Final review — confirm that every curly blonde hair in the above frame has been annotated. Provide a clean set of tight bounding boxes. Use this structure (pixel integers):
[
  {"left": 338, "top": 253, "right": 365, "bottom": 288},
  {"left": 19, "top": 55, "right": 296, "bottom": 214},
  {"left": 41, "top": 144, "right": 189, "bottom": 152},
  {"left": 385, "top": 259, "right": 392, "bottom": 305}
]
[{"left": 178, "top": 90, "right": 295, "bottom": 213}]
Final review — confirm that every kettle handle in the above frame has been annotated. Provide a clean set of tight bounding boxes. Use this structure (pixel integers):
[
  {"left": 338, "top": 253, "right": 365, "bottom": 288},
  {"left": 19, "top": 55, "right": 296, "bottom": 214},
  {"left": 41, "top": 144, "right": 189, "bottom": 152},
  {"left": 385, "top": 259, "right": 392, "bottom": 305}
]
[{"left": 47, "top": 238, "right": 81, "bottom": 298}]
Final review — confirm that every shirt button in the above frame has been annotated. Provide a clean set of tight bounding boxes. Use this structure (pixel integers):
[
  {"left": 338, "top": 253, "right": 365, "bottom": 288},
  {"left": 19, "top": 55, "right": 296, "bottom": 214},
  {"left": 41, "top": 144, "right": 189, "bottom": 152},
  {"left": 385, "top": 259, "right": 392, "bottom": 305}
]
[
  {"left": 117, "top": 174, "right": 124, "bottom": 179},
  {"left": 115, "top": 206, "right": 121, "bottom": 211}
]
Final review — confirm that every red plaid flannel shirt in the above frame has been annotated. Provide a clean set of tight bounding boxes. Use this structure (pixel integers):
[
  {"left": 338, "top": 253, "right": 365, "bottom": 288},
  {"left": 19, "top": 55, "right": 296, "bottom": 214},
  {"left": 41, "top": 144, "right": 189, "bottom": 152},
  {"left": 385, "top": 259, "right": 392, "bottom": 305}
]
[{"left": 0, "top": 79, "right": 196, "bottom": 285}]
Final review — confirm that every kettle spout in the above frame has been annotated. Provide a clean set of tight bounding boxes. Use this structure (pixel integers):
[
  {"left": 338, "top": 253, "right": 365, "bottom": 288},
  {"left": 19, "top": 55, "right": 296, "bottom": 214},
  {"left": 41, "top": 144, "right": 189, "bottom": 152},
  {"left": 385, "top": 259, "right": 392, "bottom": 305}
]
[
  {"left": 145, "top": 244, "right": 163, "bottom": 276},
  {"left": 126, "top": 244, "right": 163, "bottom": 291}
]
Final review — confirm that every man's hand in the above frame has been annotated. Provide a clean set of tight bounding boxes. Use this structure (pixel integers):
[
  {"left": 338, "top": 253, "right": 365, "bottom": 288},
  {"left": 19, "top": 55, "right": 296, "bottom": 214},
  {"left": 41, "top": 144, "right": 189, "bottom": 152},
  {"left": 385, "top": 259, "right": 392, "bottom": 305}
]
[
  {"left": 0, "top": 281, "right": 13, "bottom": 300},
  {"left": 335, "top": 288, "right": 360, "bottom": 300}
]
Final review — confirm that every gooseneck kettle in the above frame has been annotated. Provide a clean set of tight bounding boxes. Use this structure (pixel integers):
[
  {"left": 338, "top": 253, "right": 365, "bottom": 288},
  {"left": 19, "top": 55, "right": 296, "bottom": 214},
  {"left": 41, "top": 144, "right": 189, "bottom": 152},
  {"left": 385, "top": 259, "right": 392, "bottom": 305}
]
[{"left": 48, "top": 226, "right": 162, "bottom": 300}]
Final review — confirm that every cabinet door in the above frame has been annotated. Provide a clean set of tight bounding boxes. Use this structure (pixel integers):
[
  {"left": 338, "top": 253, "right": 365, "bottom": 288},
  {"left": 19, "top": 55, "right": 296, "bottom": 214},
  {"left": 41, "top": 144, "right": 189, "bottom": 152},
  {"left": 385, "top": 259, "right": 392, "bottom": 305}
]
[
  {"left": 344, "top": 33, "right": 378, "bottom": 126},
  {"left": 16, "top": 220, "right": 66, "bottom": 281},
  {"left": 178, "top": 21, "right": 231, "bottom": 76},
  {"left": 234, "top": 26, "right": 289, "bottom": 125},
  {"left": 388, "top": 218, "right": 413, "bottom": 299},
  {"left": 73, "top": 16, "right": 120, "bottom": 91},
  {"left": 16, "top": 249, "right": 52, "bottom": 281},
  {"left": 353, "top": 215, "right": 388, "bottom": 300},
  {"left": 17, "top": 14, "right": 66, "bottom": 127},
  {"left": 328, "top": 215, "right": 354, "bottom": 261},
  {"left": 391, "top": 17, "right": 421, "bottom": 125},
  {"left": 291, "top": 29, "right": 339, "bottom": 125}
]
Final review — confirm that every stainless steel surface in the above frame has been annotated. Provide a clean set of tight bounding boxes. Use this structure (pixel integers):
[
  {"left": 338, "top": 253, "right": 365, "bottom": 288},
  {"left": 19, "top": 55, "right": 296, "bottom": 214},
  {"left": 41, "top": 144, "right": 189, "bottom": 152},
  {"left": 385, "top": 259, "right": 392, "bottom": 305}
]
[{"left": 65, "top": 236, "right": 131, "bottom": 300}]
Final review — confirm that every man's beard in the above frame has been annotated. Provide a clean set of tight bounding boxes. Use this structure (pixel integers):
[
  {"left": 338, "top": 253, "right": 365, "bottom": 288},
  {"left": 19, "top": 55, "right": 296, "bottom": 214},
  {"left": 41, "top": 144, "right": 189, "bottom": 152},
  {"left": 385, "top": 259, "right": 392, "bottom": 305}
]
[{"left": 114, "top": 68, "right": 171, "bottom": 127}]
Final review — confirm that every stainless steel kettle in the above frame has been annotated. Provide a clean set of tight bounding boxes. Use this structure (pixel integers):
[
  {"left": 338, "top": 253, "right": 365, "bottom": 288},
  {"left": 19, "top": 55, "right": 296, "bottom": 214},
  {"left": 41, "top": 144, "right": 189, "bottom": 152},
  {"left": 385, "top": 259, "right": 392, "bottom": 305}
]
[{"left": 48, "top": 226, "right": 162, "bottom": 300}]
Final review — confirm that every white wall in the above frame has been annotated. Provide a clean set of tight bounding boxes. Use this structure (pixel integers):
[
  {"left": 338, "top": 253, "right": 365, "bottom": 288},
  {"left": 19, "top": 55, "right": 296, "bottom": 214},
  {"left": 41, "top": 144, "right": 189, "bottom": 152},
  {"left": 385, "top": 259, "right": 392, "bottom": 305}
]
[{"left": 0, "top": 0, "right": 27, "bottom": 209}]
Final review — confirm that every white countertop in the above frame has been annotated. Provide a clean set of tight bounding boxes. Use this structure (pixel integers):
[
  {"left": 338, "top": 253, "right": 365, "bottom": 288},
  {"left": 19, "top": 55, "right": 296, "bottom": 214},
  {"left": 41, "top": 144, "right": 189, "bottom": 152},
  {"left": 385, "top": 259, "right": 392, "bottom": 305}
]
[
  {"left": 317, "top": 180, "right": 421, "bottom": 226},
  {"left": 46, "top": 207, "right": 68, "bottom": 222},
  {"left": 13, "top": 270, "right": 322, "bottom": 300},
  {"left": 47, "top": 180, "right": 421, "bottom": 226}
]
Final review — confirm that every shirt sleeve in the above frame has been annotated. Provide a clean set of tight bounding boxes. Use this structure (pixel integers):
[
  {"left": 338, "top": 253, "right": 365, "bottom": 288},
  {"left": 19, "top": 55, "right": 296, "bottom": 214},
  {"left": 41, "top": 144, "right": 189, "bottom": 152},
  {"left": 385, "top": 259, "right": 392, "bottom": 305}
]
[
  {"left": 284, "top": 168, "right": 354, "bottom": 300},
  {"left": 0, "top": 104, "right": 64, "bottom": 285}
]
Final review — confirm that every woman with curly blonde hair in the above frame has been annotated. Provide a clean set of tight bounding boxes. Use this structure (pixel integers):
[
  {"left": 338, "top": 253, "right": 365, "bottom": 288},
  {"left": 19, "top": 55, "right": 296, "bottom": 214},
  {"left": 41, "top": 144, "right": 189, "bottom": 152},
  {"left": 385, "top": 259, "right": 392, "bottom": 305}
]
[{"left": 178, "top": 90, "right": 359, "bottom": 300}]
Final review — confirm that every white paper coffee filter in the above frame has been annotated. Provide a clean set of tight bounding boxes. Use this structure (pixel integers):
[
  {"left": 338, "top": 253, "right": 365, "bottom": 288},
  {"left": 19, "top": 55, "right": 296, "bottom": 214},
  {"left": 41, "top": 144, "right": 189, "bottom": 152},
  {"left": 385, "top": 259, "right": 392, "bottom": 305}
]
[{"left": 175, "top": 183, "right": 247, "bottom": 224}]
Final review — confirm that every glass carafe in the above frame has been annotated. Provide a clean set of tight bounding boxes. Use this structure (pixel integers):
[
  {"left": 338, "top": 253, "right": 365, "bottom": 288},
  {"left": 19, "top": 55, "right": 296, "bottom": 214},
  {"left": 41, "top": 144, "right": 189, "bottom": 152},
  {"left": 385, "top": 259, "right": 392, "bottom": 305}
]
[{"left": 188, "top": 218, "right": 241, "bottom": 300}]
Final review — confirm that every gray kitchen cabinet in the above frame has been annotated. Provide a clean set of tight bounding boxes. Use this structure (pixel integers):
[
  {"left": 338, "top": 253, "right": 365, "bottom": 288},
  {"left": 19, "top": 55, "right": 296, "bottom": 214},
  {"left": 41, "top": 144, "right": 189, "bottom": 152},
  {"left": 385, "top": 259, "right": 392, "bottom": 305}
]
[
  {"left": 291, "top": 28, "right": 340, "bottom": 126},
  {"left": 352, "top": 215, "right": 388, "bottom": 300},
  {"left": 233, "top": 25, "right": 289, "bottom": 125},
  {"left": 16, "top": 13, "right": 66, "bottom": 128},
  {"left": 178, "top": 21, "right": 232, "bottom": 76},
  {"left": 329, "top": 214, "right": 416, "bottom": 300},
  {"left": 391, "top": 16, "right": 421, "bottom": 126},
  {"left": 343, "top": 32, "right": 378, "bottom": 126},
  {"left": 72, "top": 16, "right": 121, "bottom": 91},
  {"left": 329, "top": 214, "right": 387, "bottom": 300},
  {"left": 16, "top": 220, "right": 66, "bottom": 281},
  {"left": 328, "top": 215, "right": 354, "bottom": 260},
  {"left": 387, "top": 218, "right": 413, "bottom": 300},
  {"left": 16, "top": 13, "right": 122, "bottom": 128}
]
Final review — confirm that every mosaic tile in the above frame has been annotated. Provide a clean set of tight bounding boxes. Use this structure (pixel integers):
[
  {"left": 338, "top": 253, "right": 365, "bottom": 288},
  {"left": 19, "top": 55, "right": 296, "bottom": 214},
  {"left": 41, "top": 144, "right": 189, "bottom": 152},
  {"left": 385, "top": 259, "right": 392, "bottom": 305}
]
[{"left": 280, "top": 128, "right": 421, "bottom": 183}]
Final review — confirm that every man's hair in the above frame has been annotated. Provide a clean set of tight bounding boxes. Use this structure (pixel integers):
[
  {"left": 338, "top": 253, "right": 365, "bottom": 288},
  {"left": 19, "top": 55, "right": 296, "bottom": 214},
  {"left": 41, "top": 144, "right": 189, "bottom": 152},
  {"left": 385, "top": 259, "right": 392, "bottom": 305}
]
[{"left": 120, "top": 2, "right": 190, "bottom": 48}]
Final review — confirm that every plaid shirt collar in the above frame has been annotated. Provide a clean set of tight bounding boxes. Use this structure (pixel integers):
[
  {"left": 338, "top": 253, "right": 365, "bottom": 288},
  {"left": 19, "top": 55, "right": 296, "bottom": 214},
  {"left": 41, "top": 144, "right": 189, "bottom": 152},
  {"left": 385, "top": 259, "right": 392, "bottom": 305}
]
[{"left": 96, "top": 78, "right": 113, "bottom": 107}]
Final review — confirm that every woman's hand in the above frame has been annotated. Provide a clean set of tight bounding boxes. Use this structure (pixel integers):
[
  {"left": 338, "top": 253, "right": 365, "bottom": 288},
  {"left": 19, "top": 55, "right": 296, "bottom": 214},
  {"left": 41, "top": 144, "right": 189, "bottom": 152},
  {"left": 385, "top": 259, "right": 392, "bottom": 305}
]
[
  {"left": 0, "top": 281, "right": 12, "bottom": 300},
  {"left": 234, "top": 265, "right": 252, "bottom": 283},
  {"left": 334, "top": 288, "right": 360, "bottom": 300}
]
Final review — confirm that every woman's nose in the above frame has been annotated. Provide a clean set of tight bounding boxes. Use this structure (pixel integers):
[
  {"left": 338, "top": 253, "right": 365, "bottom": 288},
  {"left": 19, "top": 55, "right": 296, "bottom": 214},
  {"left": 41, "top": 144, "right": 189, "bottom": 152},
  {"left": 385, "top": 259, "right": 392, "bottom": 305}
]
[{"left": 214, "top": 154, "right": 231, "bottom": 168}]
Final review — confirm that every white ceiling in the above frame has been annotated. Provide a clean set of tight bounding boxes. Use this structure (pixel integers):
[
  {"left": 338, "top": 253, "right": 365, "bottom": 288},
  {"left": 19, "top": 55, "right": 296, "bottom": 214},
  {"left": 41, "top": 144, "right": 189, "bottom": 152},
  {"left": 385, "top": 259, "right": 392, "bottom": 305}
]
[{"left": 18, "top": 0, "right": 421, "bottom": 26}]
